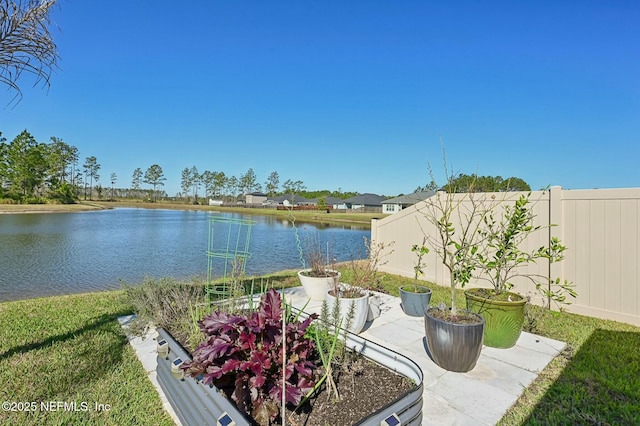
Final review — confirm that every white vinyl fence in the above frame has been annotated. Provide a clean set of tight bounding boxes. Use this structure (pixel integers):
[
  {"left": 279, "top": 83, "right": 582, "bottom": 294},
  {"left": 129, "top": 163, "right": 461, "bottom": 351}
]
[{"left": 372, "top": 186, "right": 640, "bottom": 327}]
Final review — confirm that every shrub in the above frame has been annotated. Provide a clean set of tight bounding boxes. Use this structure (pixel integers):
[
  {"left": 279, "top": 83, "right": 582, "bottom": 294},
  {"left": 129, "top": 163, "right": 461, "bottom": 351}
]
[
  {"left": 24, "top": 196, "right": 47, "bottom": 204},
  {"left": 122, "top": 277, "right": 206, "bottom": 349},
  {"left": 182, "top": 289, "right": 319, "bottom": 426},
  {"left": 52, "top": 182, "right": 76, "bottom": 204}
]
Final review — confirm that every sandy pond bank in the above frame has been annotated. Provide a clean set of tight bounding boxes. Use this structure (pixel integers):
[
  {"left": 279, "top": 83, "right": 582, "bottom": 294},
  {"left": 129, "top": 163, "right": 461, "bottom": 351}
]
[{"left": 0, "top": 202, "right": 107, "bottom": 214}]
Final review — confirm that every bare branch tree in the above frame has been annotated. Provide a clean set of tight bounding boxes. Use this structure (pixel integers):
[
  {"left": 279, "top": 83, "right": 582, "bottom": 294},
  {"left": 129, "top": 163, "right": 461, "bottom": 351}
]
[{"left": 0, "top": 0, "right": 59, "bottom": 105}]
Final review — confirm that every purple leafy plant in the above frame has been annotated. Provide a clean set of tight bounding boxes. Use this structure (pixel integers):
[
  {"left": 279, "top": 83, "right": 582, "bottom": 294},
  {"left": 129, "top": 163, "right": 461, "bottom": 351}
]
[{"left": 181, "top": 289, "right": 319, "bottom": 426}]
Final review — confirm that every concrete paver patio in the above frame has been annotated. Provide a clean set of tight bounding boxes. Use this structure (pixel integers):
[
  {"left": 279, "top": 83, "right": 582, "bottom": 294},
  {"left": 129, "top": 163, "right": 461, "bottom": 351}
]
[{"left": 122, "top": 286, "right": 565, "bottom": 425}]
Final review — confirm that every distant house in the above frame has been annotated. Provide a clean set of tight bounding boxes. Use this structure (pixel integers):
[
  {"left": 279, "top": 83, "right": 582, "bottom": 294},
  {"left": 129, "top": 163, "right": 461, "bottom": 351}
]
[
  {"left": 208, "top": 199, "right": 224, "bottom": 206},
  {"left": 326, "top": 196, "right": 348, "bottom": 210},
  {"left": 273, "top": 194, "right": 308, "bottom": 206},
  {"left": 343, "top": 193, "right": 387, "bottom": 210},
  {"left": 307, "top": 196, "right": 348, "bottom": 210},
  {"left": 245, "top": 192, "right": 267, "bottom": 205},
  {"left": 381, "top": 191, "right": 436, "bottom": 214}
]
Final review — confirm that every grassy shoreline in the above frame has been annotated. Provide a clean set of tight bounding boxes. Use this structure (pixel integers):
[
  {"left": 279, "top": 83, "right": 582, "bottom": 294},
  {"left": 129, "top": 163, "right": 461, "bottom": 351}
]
[{"left": 0, "top": 200, "right": 382, "bottom": 226}]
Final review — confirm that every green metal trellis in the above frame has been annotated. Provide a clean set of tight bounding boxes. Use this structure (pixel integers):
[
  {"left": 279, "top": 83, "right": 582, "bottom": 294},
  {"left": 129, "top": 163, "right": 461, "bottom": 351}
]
[{"left": 205, "top": 215, "right": 255, "bottom": 302}]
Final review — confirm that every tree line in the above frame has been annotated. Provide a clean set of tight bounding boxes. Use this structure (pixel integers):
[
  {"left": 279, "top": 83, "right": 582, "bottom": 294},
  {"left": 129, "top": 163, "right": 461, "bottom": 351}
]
[
  {"left": 415, "top": 173, "right": 530, "bottom": 193},
  {"left": 1, "top": 129, "right": 531, "bottom": 205},
  {"left": 177, "top": 167, "right": 359, "bottom": 204},
  {"left": 0, "top": 130, "right": 361, "bottom": 204},
  {"left": 0, "top": 130, "right": 168, "bottom": 203}
]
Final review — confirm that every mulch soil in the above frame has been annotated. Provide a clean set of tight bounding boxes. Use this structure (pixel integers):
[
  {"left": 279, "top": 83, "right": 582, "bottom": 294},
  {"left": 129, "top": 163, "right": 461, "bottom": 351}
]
[{"left": 285, "top": 358, "right": 414, "bottom": 425}]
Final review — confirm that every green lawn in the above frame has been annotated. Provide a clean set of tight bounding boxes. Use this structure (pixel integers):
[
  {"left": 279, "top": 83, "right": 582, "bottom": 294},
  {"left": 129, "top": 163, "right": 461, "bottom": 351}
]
[
  {"left": 0, "top": 291, "right": 174, "bottom": 426},
  {"left": 1, "top": 272, "right": 639, "bottom": 425},
  {"left": 497, "top": 309, "right": 640, "bottom": 425}
]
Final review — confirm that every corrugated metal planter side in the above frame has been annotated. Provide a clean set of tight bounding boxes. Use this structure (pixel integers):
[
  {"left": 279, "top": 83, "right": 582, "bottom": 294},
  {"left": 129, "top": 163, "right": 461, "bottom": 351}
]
[
  {"left": 156, "top": 328, "right": 251, "bottom": 426},
  {"left": 345, "top": 327, "right": 424, "bottom": 425},
  {"left": 156, "top": 327, "right": 424, "bottom": 425}
]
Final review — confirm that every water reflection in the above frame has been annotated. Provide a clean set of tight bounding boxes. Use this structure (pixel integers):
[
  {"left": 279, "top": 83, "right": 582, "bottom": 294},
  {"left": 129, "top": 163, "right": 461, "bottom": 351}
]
[{"left": 0, "top": 208, "right": 369, "bottom": 301}]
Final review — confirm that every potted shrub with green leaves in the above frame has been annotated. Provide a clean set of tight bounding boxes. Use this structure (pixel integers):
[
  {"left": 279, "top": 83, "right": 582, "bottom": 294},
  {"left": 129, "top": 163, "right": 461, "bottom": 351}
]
[
  {"left": 465, "top": 192, "right": 577, "bottom": 348},
  {"left": 326, "top": 237, "right": 393, "bottom": 333},
  {"left": 418, "top": 161, "right": 487, "bottom": 373},
  {"left": 399, "top": 238, "right": 433, "bottom": 317}
]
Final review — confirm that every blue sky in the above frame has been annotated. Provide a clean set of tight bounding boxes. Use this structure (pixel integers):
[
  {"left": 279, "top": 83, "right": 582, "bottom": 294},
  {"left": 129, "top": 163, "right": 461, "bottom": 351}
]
[{"left": 1, "top": 1, "right": 638, "bottom": 196}]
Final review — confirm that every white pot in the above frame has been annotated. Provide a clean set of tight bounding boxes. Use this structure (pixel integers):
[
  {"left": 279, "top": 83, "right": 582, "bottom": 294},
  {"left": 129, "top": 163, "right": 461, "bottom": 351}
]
[
  {"left": 325, "top": 287, "right": 369, "bottom": 334},
  {"left": 297, "top": 269, "right": 341, "bottom": 301},
  {"left": 368, "top": 295, "right": 382, "bottom": 321}
]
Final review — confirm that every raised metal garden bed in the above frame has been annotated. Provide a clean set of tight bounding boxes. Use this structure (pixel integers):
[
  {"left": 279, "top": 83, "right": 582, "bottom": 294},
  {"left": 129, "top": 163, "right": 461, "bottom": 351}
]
[{"left": 156, "top": 326, "right": 424, "bottom": 425}]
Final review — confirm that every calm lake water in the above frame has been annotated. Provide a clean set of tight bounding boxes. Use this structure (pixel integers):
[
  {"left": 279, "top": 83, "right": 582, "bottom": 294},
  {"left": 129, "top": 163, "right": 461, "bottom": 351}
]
[{"left": 0, "top": 208, "right": 370, "bottom": 302}]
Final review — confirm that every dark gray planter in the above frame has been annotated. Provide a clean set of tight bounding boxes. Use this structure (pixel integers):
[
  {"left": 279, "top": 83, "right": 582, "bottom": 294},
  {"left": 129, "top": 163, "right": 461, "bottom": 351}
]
[
  {"left": 424, "top": 307, "right": 485, "bottom": 373},
  {"left": 399, "top": 285, "right": 432, "bottom": 317},
  {"left": 156, "top": 326, "right": 424, "bottom": 425}
]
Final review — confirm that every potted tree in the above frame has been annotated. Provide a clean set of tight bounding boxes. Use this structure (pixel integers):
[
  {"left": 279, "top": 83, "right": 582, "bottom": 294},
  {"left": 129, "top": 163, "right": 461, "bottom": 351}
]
[
  {"left": 325, "top": 237, "right": 393, "bottom": 333},
  {"left": 465, "top": 192, "right": 577, "bottom": 348},
  {"left": 399, "top": 237, "right": 433, "bottom": 317},
  {"left": 418, "top": 160, "right": 487, "bottom": 373}
]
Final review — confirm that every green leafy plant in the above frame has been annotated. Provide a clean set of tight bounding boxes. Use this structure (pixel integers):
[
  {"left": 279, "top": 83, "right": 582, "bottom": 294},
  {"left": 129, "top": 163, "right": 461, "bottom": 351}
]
[
  {"left": 474, "top": 192, "right": 577, "bottom": 307},
  {"left": 402, "top": 237, "right": 430, "bottom": 292},
  {"left": 188, "top": 300, "right": 209, "bottom": 349},
  {"left": 182, "top": 289, "right": 319, "bottom": 426},
  {"left": 419, "top": 162, "right": 487, "bottom": 317},
  {"left": 299, "top": 297, "right": 365, "bottom": 407},
  {"left": 300, "top": 309, "right": 344, "bottom": 404},
  {"left": 420, "top": 148, "right": 577, "bottom": 318}
]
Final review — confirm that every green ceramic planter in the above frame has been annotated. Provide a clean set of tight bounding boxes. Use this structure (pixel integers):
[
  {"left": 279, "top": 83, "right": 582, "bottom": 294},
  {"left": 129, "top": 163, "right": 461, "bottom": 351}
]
[{"left": 465, "top": 288, "right": 526, "bottom": 349}]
